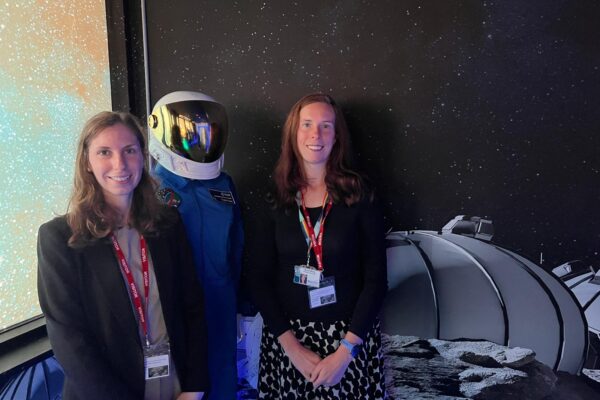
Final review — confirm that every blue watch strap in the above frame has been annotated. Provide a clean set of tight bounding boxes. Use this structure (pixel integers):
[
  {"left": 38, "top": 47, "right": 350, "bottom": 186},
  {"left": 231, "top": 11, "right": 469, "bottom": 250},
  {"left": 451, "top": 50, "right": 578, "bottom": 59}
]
[{"left": 340, "top": 338, "right": 360, "bottom": 357}]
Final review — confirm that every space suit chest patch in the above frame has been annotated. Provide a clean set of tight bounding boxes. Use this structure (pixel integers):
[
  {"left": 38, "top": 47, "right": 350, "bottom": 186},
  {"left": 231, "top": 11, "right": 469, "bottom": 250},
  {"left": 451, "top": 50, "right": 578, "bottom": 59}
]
[
  {"left": 208, "top": 189, "right": 236, "bottom": 205},
  {"left": 156, "top": 188, "right": 182, "bottom": 208}
]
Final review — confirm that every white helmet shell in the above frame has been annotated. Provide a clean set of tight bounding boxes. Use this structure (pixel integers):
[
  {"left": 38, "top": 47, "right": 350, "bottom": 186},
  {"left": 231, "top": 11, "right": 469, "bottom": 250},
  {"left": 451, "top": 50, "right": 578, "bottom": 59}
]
[{"left": 148, "top": 91, "right": 228, "bottom": 180}]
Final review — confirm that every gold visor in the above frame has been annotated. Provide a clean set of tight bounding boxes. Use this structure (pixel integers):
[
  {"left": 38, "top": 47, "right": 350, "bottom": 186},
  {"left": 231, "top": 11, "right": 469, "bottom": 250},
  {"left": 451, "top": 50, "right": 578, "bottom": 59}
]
[{"left": 148, "top": 100, "right": 228, "bottom": 163}]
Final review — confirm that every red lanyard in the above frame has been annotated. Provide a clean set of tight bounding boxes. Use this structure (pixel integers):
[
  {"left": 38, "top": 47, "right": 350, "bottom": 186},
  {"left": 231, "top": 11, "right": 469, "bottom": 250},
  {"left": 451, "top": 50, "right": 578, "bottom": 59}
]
[
  {"left": 299, "top": 192, "right": 333, "bottom": 271},
  {"left": 111, "top": 233, "right": 150, "bottom": 347}
]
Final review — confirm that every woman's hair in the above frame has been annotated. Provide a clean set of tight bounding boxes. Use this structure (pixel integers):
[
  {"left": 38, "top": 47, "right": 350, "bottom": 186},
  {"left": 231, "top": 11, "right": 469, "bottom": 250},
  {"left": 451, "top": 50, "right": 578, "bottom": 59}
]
[
  {"left": 273, "top": 93, "right": 369, "bottom": 207},
  {"left": 67, "top": 111, "right": 171, "bottom": 247}
]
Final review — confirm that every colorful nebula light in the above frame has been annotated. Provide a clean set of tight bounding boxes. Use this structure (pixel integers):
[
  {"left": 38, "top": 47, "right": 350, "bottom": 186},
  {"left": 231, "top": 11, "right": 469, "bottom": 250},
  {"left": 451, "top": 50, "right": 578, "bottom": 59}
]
[{"left": 0, "top": 0, "right": 112, "bottom": 330}]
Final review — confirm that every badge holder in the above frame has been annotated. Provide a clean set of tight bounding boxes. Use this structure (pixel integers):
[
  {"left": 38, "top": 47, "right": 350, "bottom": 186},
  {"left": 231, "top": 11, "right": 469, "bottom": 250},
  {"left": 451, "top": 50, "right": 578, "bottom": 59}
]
[
  {"left": 308, "top": 276, "right": 337, "bottom": 309},
  {"left": 144, "top": 340, "right": 171, "bottom": 380},
  {"left": 292, "top": 217, "right": 336, "bottom": 308},
  {"left": 293, "top": 265, "right": 322, "bottom": 288},
  {"left": 293, "top": 248, "right": 322, "bottom": 288}
]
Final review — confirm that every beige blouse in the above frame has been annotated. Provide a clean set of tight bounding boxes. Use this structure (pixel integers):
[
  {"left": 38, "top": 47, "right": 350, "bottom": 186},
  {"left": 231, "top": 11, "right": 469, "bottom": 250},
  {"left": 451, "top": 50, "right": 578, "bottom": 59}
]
[{"left": 114, "top": 227, "right": 181, "bottom": 400}]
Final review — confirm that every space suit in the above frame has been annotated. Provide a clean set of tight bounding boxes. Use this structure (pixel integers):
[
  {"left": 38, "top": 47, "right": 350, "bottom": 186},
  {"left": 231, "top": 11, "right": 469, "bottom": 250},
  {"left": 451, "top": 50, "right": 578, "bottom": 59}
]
[{"left": 148, "top": 91, "right": 243, "bottom": 399}]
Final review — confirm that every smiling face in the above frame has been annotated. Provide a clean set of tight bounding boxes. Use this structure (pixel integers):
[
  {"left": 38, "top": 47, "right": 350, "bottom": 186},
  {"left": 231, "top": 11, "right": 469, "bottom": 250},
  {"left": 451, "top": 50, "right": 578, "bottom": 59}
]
[
  {"left": 87, "top": 123, "right": 144, "bottom": 213},
  {"left": 295, "top": 102, "right": 336, "bottom": 171}
]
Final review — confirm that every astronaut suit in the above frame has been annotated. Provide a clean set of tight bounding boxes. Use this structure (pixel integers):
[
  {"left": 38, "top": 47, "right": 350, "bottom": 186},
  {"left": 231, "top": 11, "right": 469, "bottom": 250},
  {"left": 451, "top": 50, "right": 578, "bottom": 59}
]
[{"left": 148, "top": 91, "right": 243, "bottom": 399}]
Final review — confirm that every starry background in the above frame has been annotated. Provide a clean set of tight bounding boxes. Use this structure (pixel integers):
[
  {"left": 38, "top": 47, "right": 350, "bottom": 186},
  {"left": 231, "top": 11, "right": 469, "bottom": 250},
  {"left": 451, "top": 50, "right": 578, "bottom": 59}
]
[
  {"left": 0, "top": 1, "right": 111, "bottom": 329},
  {"left": 141, "top": 0, "right": 600, "bottom": 268}
]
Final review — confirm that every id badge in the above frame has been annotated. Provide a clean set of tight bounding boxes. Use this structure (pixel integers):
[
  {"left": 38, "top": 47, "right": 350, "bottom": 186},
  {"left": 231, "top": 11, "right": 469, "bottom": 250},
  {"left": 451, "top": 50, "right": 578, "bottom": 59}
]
[
  {"left": 144, "top": 342, "right": 170, "bottom": 380},
  {"left": 293, "top": 265, "right": 322, "bottom": 288},
  {"left": 308, "top": 276, "right": 337, "bottom": 309}
]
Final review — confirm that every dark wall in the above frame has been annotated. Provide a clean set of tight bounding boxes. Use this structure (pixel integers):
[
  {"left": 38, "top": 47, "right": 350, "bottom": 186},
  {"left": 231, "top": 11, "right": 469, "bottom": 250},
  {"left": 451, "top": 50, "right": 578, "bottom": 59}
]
[{"left": 136, "top": 0, "right": 600, "bottom": 267}]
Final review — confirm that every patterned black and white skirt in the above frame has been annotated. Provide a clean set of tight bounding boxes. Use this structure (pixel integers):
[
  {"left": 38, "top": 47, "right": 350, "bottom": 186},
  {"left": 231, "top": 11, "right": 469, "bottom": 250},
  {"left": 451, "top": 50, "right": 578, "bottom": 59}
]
[{"left": 258, "top": 319, "right": 386, "bottom": 399}]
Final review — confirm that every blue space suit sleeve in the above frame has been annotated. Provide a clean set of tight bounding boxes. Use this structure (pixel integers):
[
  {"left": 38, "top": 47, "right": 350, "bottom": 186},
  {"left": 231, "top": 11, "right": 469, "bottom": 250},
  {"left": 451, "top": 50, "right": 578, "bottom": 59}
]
[
  {"left": 172, "top": 215, "right": 211, "bottom": 392},
  {"left": 228, "top": 176, "right": 244, "bottom": 285}
]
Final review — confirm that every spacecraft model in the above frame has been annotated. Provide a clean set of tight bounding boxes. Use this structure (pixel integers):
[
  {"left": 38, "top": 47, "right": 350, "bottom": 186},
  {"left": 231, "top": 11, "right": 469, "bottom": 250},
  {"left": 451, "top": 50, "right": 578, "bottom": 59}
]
[
  {"left": 382, "top": 215, "right": 588, "bottom": 375},
  {"left": 552, "top": 260, "right": 600, "bottom": 369}
]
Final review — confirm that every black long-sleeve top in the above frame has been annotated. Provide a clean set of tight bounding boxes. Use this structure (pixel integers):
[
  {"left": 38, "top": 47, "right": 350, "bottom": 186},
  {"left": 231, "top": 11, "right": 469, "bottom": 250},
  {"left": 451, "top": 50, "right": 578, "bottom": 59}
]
[{"left": 246, "top": 197, "right": 388, "bottom": 339}]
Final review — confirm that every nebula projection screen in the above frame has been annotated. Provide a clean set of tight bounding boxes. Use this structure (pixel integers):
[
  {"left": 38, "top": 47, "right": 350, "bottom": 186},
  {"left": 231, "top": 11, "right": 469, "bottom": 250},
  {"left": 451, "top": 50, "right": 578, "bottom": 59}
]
[{"left": 0, "top": 1, "right": 111, "bottom": 330}]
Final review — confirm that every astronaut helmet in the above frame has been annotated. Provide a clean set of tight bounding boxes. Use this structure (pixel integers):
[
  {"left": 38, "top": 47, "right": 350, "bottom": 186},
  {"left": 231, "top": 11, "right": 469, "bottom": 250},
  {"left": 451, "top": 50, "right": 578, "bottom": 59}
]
[{"left": 148, "top": 91, "right": 228, "bottom": 180}]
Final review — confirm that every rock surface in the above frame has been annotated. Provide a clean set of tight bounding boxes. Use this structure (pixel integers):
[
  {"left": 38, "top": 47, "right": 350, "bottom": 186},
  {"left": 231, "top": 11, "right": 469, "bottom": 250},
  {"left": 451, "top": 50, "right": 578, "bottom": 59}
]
[
  {"left": 582, "top": 368, "right": 600, "bottom": 385},
  {"left": 237, "top": 321, "right": 598, "bottom": 399},
  {"left": 429, "top": 338, "right": 536, "bottom": 368},
  {"left": 382, "top": 334, "right": 562, "bottom": 399}
]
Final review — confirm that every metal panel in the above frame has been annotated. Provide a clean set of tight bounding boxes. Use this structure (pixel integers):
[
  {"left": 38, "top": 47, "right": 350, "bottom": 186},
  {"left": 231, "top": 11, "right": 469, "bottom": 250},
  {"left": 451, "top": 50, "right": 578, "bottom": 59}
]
[
  {"left": 499, "top": 249, "right": 587, "bottom": 374},
  {"left": 411, "top": 232, "right": 506, "bottom": 344},
  {"left": 441, "top": 234, "right": 561, "bottom": 370},
  {"left": 382, "top": 235, "right": 437, "bottom": 337}
]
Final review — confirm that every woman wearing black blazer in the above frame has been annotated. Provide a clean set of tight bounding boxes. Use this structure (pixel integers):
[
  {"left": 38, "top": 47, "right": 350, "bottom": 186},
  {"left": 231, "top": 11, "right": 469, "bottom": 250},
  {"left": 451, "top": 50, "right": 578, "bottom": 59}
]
[{"left": 37, "top": 112, "right": 209, "bottom": 399}]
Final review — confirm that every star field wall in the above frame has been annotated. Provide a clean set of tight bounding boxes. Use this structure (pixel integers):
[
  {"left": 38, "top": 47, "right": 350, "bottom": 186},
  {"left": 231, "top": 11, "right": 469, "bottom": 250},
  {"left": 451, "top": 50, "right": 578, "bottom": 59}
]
[{"left": 135, "top": 0, "right": 600, "bottom": 269}]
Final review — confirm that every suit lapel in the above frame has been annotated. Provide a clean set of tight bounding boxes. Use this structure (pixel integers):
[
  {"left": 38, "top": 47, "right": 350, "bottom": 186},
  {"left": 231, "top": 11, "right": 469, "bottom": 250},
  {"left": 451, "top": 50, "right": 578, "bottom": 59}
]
[{"left": 83, "top": 239, "right": 141, "bottom": 347}]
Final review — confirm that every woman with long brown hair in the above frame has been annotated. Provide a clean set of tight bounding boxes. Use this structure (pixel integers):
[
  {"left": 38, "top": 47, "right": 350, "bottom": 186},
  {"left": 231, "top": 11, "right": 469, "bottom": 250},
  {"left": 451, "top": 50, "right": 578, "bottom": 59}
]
[
  {"left": 37, "top": 111, "right": 209, "bottom": 399},
  {"left": 247, "top": 93, "right": 387, "bottom": 399}
]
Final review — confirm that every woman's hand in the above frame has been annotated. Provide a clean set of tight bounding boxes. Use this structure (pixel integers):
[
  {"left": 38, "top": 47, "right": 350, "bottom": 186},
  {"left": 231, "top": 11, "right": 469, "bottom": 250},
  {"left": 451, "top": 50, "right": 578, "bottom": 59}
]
[
  {"left": 177, "top": 392, "right": 203, "bottom": 400},
  {"left": 311, "top": 331, "right": 363, "bottom": 388},
  {"left": 278, "top": 330, "right": 322, "bottom": 380},
  {"left": 309, "top": 346, "right": 353, "bottom": 388}
]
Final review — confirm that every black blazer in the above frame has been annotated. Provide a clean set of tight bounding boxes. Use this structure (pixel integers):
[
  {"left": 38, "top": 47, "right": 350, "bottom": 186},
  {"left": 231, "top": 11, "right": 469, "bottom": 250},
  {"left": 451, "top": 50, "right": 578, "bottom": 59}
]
[{"left": 37, "top": 215, "right": 209, "bottom": 400}]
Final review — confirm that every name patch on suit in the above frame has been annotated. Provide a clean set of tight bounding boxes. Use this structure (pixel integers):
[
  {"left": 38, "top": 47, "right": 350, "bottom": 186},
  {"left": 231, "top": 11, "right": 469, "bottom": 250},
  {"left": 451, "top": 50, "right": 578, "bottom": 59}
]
[{"left": 209, "top": 189, "right": 236, "bottom": 204}]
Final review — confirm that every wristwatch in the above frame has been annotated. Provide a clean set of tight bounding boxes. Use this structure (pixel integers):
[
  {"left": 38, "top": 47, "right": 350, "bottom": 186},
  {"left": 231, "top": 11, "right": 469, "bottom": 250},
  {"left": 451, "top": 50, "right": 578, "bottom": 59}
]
[{"left": 340, "top": 338, "right": 362, "bottom": 358}]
